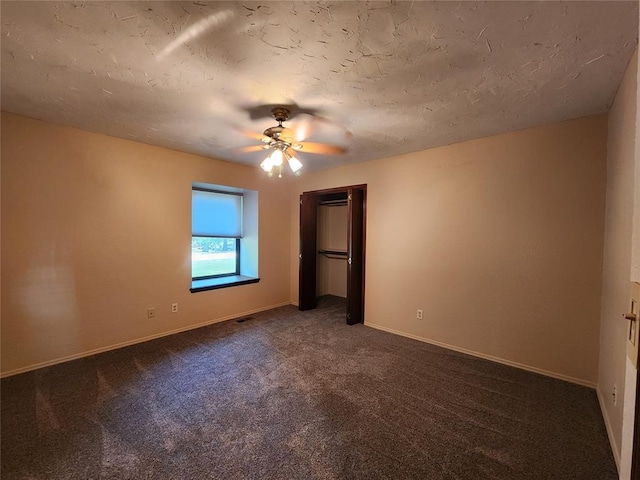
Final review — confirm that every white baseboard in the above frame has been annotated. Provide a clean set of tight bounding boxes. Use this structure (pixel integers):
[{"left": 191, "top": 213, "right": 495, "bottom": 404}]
[
  {"left": 1, "top": 301, "right": 292, "bottom": 378},
  {"left": 596, "top": 386, "right": 621, "bottom": 472},
  {"left": 365, "top": 322, "right": 597, "bottom": 389}
]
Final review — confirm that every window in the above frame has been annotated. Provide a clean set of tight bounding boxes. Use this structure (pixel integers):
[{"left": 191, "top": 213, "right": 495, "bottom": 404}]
[
  {"left": 192, "top": 188, "right": 242, "bottom": 279},
  {"left": 192, "top": 237, "right": 239, "bottom": 278},
  {"left": 191, "top": 184, "right": 259, "bottom": 292}
]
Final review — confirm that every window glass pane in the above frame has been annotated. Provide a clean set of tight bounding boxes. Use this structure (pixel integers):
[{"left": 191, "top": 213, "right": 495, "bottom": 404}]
[{"left": 192, "top": 237, "right": 237, "bottom": 278}]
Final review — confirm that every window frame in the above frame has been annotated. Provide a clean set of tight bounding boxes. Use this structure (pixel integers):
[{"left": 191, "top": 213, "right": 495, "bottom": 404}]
[{"left": 190, "top": 183, "right": 260, "bottom": 293}]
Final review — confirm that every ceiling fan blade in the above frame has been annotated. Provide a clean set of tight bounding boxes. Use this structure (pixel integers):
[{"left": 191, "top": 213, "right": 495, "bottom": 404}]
[
  {"left": 238, "top": 145, "right": 268, "bottom": 153},
  {"left": 289, "top": 113, "right": 353, "bottom": 145},
  {"left": 237, "top": 127, "right": 270, "bottom": 143},
  {"left": 239, "top": 103, "right": 320, "bottom": 121},
  {"left": 290, "top": 114, "right": 318, "bottom": 142},
  {"left": 277, "top": 127, "right": 297, "bottom": 143},
  {"left": 292, "top": 142, "right": 347, "bottom": 155}
]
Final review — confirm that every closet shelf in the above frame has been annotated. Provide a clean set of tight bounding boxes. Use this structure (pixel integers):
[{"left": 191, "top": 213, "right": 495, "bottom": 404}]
[{"left": 318, "top": 249, "right": 348, "bottom": 259}]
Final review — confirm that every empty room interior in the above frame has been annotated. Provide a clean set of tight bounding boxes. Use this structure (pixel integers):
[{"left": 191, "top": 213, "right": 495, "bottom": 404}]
[{"left": 2, "top": 1, "right": 640, "bottom": 479}]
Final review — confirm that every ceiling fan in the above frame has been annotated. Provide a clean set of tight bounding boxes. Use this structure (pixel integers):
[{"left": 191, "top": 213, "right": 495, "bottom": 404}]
[{"left": 240, "top": 107, "right": 350, "bottom": 177}]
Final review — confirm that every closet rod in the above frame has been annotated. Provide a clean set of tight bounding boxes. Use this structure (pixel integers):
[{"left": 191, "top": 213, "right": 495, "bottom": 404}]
[
  {"left": 318, "top": 249, "right": 348, "bottom": 259},
  {"left": 319, "top": 200, "right": 348, "bottom": 206}
]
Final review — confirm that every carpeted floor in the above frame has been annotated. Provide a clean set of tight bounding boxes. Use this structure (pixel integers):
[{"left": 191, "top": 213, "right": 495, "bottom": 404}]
[{"left": 2, "top": 296, "right": 616, "bottom": 479}]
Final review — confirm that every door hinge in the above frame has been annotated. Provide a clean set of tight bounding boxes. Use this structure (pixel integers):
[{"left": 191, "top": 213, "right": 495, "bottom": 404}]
[
  {"left": 300, "top": 199, "right": 303, "bottom": 205},
  {"left": 348, "top": 194, "right": 352, "bottom": 201},
  {"left": 299, "top": 254, "right": 302, "bottom": 260},
  {"left": 348, "top": 257, "right": 352, "bottom": 265}
]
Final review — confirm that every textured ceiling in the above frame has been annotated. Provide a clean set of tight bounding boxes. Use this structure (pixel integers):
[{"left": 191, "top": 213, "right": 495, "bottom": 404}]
[{"left": 1, "top": 1, "right": 638, "bottom": 171}]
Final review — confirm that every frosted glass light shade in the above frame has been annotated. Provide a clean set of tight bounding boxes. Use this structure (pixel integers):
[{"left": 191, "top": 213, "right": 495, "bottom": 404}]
[
  {"left": 269, "top": 148, "right": 283, "bottom": 166},
  {"left": 260, "top": 157, "right": 273, "bottom": 172},
  {"left": 288, "top": 155, "right": 303, "bottom": 173}
]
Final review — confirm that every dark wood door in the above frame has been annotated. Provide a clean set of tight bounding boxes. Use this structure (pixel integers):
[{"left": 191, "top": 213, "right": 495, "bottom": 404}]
[
  {"left": 298, "top": 192, "right": 317, "bottom": 310},
  {"left": 346, "top": 188, "right": 365, "bottom": 325}
]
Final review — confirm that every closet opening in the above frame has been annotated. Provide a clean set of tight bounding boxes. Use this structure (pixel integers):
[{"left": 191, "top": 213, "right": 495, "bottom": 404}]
[
  {"left": 317, "top": 193, "right": 348, "bottom": 314},
  {"left": 299, "top": 185, "right": 366, "bottom": 325}
]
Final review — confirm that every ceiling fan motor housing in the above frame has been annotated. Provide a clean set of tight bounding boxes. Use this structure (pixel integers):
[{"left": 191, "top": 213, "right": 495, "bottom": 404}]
[
  {"left": 255, "top": 105, "right": 346, "bottom": 157},
  {"left": 263, "top": 108, "right": 295, "bottom": 144},
  {"left": 264, "top": 107, "right": 290, "bottom": 142},
  {"left": 263, "top": 125, "right": 285, "bottom": 140}
]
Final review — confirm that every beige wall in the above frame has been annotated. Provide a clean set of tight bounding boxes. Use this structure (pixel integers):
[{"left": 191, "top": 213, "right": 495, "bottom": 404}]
[
  {"left": 1, "top": 112, "right": 291, "bottom": 375},
  {"left": 2, "top": 111, "right": 610, "bottom": 389},
  {"left": 317, "top": 204, "right": 348, "bottom": 298},
  {"left": 598, "top": 51, "right": 638, "bottom": 467},
  {"left": 291, "top": 115, "right": 608, "bottom": 386},
  {"left": 634, "top": 49, "right": 640, "bottom": 285}
]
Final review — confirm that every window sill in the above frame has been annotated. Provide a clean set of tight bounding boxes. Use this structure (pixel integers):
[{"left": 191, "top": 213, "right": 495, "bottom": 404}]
[{"left": 190, "top": 275, "right": 260, "bottom": 293}]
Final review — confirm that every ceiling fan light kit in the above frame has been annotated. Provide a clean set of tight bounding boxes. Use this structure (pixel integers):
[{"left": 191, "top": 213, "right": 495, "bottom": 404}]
[
  {"left": 259, "top": 144, "right": 303, "bottom": 178},
  {"left": 259, "top": 147, "right": 302, "bottom": 178},
  {"left": 252, "top": 107, "right": 347, "bottom": 178}
]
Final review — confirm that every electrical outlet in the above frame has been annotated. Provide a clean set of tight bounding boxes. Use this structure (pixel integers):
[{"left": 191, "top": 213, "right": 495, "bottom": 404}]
[
  {"left": 613, "top": 385, "right": 618, "bottom": 406},
  {"left": 147, "top": 308, "right": 155, "bottom": 319},
  {"left": 416, "top": 309, "right": 424, "bottom": 320},
  {"left": 171, "top": 303, "right": 178, "bottom": 313}
]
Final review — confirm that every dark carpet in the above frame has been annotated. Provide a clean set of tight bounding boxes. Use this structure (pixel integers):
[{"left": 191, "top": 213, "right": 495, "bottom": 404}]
[{"left": 2, "top": 296, "right": 616, "bottom": 479}]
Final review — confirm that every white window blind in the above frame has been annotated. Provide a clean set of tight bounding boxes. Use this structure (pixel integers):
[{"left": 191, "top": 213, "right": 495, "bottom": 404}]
[{"left": 192, "top": 189, "right": 243, "bottom": 238}]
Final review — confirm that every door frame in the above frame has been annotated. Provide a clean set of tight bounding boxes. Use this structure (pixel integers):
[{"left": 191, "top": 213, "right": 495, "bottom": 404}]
[
  {"left": 298, "top": 184, "right": 367, "bottom": 324},
  {"left": 628, "top": 282, "right": 640, "bottom": 479},
  {"left": 632, "top": 366, "right": 640, "bottom": 479}
]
